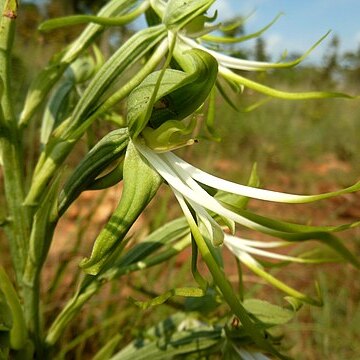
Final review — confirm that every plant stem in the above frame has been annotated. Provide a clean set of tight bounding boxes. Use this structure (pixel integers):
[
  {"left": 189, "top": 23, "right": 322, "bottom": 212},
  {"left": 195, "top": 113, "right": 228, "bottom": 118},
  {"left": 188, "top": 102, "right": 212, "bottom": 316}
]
[
  {"left": 175, "top": 193, "right": 288, "bottom": 359},
  {"left": 0, "top": 0, "right": 30, "bottom": 280},
  {"left": 0, "top": 2, "right": 42, "bottom": 357}
]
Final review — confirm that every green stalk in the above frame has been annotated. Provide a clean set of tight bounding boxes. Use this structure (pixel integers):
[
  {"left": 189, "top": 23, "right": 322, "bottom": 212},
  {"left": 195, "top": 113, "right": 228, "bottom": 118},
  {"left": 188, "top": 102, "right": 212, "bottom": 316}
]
[
  {"left": 176, "top": 197, "right": 288, "bottom": 359},
  {"left": 0, "top": 0, "right": 30, "bottom": 280},
  {"left": 0, "top": 2, "right": 42, "bottom": 357},
  {"left": 0, "top": 266, "right": 27, "bottom": 351},
  {"left": 46, "top": 236, "right": 190, "bottom": 347}
]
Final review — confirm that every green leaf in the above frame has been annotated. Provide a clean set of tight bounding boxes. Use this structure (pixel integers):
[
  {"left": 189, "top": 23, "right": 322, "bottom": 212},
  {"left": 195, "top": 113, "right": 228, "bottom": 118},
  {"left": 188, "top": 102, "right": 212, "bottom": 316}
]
[
  {"left": 63, "top": 24, "right": 167, "bottom": 141},
  {"left": 38, "top": 1, "right": 149, "bottom": 32},
  {"left": 87, "top": 160, "right": 124, "bottom": 191},
  {"left": 132, "top": 287, "right": 205, "bottom": 310},
  {"left": 24, "top": 26, "right": 167, "bottom": 207},
  {"left": 93, "top": 334, "right": 122, "bottom": 360},
  {"left": 40, "top": 81, "right": 74, "bottom": 145},
  {"left": 26, "top": 173, "right": 60, "bottom": 269},
  {"left": 0, "top": 289, "right": 12, "bottom": 331},
  {"left": 0, "top": 267, "right": 27, "bottom": 350},
  {"left": 109, "top": 324, "right": 221, "bottom": 360},
  {"left": 80, "top": 140, "right": 162, "bottom": 275},
  {"left": 116, "top": 217, "right": 189, "bottom": 267},
  {"left": 243, "top": 299, "right": 295, "bottom": 326},
  {"left": 19, "top": 0, "right": 138, "bottom": 126}
]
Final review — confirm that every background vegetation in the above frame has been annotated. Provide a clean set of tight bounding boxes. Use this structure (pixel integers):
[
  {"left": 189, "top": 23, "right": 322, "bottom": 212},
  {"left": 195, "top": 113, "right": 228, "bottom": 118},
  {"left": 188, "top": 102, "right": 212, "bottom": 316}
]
[{"left": 1, "top": 1, "right": 360, "bottom": 358}]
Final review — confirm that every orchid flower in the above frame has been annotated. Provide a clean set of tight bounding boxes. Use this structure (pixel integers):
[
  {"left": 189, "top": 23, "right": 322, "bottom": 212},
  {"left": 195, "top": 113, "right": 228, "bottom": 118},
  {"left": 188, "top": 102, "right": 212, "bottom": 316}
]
[{"left": 150, "top": 0, "right": 352, "bottom": 103}]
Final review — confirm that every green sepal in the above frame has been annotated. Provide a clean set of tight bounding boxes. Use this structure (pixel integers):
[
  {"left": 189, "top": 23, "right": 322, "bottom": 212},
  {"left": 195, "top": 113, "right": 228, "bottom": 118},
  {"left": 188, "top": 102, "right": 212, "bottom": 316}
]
[
  {"left": 19, "top": 0, "right": 136, "bottom": 127},
  {"left": 38, "top": 1, "right": 149, "bottom": 32},
  {"left": 80, "top": 140, "right": 162, "bottom": 275}
]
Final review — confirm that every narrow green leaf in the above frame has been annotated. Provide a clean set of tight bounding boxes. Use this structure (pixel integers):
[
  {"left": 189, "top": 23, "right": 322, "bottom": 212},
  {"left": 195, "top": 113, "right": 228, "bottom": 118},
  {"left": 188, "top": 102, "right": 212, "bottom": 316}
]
[
  {"left": 63, "top": 24, "right": 167, "bottom": 141},
  {"left": 87, "top": 159, "right": 124, "bottom": 191},
  {"left": 38, "top": 1, "right": 149, "bottom": 32},
  {"left": 243, "top": 299, "right": 295, "bottom": 326},
  {"left": 93, "top": 334, "right": 122, "bottom": 360},
  {"left": 0, "top": 288, "right": 12, "bottom": 331},
  {"left": 116, "top": 217, "right": 189, "bottom": 267},
  {"left": 25, "top": 173, "right": 60, "bottom": 269},
  {"left": 109, "top": 327, "right": 220, "bottom": 360},
  {"left": 132, "top": 287, "right": 205, "bottom": 310},
  {"left": 0, "top": 266, "right": 27, "bottom": 350},
  {"left": 19, "top": 0, "right": 139, "bottom": 126},
  {"left": 40, "top": 81, "right": 74, "bottom": 145}
]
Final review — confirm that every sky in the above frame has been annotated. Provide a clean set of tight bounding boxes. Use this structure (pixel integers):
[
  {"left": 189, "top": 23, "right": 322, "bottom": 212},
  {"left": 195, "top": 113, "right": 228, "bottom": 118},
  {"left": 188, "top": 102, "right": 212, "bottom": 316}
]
[
  {"left": 211, "top": 0, "right": 360, "bottom": 63},
  {"left": 24, "top": 0, "right": 360, "bottom": 63}
]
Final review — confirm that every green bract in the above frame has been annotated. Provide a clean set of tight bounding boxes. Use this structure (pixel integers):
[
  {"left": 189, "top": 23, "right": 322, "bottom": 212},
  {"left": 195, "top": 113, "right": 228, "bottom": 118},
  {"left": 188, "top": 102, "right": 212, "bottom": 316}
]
[{"left": 80, "top": 140, "right": 162, "bottom": 275}]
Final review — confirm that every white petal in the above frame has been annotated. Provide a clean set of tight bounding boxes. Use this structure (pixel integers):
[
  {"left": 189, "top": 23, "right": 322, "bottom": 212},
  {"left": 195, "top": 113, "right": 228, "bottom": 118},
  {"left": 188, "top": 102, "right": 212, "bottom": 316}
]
[
  {"left": 225, "top": 236, "right": 303, "bottom": 263},
  {"left": 225, "top": 235, "right": 290, "bottom": 249},
  {"left": 164, "top": 151, "right": 340, "bottom": 204},
  {"left": 136, "top": 143, "right": 284, "bottom": 236},
  {"left": 178, "top": 34, "right": 281, "bottom": 71}
]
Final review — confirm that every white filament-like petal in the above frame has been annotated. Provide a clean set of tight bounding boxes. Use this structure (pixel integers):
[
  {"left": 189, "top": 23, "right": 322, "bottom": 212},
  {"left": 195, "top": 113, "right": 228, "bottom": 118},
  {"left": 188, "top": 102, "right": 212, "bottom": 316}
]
[
  {"left": 225, "top": 237, "right": 291, "bottom": 249},
  {"left": 136, "top": 143, "right": 285, "bottom": 236},
  {"left": 225, "top": 236, "right": 303, "bottom": 263},
  {"left": 188, "top": 196, "right": 225, "bottom": 246},
  {"left": 164, "top": 151, "right": 343, "bottom": 204},
  {"left": 178, "top": 34, "right": 284, "bottom": 71}
]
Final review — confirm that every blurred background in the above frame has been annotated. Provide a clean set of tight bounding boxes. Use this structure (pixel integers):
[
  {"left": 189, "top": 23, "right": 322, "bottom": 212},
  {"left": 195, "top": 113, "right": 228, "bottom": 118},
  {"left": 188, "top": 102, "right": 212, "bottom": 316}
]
[{"left": 3, "top": 0, "right": 360, "bottom": 358}]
